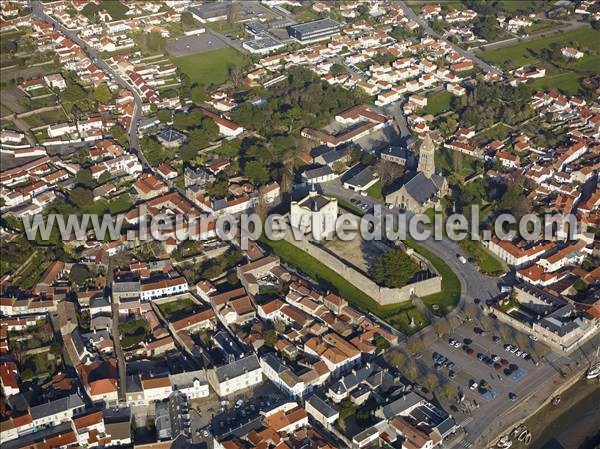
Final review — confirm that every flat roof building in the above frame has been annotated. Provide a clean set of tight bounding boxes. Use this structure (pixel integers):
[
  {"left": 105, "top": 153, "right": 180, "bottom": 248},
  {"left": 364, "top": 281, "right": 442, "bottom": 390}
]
[{"left": 287, "top": 18, "right": 341, "bottom": 43}]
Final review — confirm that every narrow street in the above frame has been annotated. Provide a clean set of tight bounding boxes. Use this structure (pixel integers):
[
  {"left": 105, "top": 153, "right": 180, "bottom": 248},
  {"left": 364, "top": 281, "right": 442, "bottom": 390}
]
[{"left": 31, "top": 0, "right": 147, "bottom": 166}]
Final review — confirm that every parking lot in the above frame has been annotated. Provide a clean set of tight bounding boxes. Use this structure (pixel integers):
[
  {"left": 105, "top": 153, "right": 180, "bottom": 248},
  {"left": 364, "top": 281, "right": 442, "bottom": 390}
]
[
  {"left": 425, "top": 326, "right": 540, "bottom": 407},
  {"left": 412, "top": 318, "right": 573, "bottom": 445},
  {"left": 166, "top": 33, "right": 228, "bottom": 57}
]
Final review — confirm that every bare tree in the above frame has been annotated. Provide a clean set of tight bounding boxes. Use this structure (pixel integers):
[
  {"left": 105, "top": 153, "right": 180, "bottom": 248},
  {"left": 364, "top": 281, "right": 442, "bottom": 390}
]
[
  {"left": 227, "top": 2, "right": 240, "bottom": 24},
  {"left": 406, "top": 335, "right": 423, "bottom": 355},
  {"left": 376, "top": 159, "right": 404, "bottom": 186},
  {"left": 463, "top": 303, "right": 480, "bottom": 322},
  {"left": 433, "top": 318, "right": 451, "bottom": 338}
]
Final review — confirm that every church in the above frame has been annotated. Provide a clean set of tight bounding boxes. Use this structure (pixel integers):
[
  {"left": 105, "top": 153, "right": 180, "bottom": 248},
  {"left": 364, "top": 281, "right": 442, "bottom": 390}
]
[{"left": 385, "top": 134, "right": 448, "bottom": 214}]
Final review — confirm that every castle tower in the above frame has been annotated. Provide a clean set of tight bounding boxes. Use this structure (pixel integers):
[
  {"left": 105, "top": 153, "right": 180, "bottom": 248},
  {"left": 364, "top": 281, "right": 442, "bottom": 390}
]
[{"left": 417, "top": 133, "right": 436, "bottom": 179}]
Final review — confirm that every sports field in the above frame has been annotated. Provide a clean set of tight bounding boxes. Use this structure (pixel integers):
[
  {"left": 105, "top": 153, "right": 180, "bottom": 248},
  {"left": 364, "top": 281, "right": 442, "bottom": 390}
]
[{"left": 172, "top": 47, "right": 247, "bottom": 86}]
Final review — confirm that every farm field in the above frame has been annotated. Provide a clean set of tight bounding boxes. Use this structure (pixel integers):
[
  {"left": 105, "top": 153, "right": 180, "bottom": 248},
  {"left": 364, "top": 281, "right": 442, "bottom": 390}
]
[{"left": 479, "top": 27, "right": 600, "bottom": 70}]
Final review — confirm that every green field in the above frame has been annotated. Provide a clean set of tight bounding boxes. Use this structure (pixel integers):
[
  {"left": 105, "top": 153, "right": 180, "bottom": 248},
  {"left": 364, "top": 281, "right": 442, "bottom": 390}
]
[
  {"left": 366, "top": 180, "right": 384, "bottom": 201},
  {"left": 405, "top": 237, "right": 461, "bottom": 316},
  {"left": 497, "top": 0, "right": 538, "bottom": 13},
  {"left": 423, "top": 91, "right": 453, "bottom": 116},
  {"left": 172, "top": 47, "right": 248, "bottom": 86},
  {"left": 22, "top": 108, "right": 69, "bottom": 128},
  {"left": 458, "top": 240, "right": 505, "bottom": 276},
  {"left": 480, "top": 27, "right": 600, "bottom": 70},
  {"left": 529, "top": 72, "right": 582, "bottom": 95}
]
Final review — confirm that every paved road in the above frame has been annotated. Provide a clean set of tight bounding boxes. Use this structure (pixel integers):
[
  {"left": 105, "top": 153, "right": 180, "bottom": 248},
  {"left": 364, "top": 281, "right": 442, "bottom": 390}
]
[
  {"left": 31, "top": 1, "right": 145, "bottom": 165},
  {"left": 397, "top": 0, "right": 503, "bottom": 77}
]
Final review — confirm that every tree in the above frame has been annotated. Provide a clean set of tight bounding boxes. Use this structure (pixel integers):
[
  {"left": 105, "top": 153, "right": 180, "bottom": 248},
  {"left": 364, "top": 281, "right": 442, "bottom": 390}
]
[
  {"left": 110, "top": 125, "right": 128, "bottom": 147},
  {"left": 93, "top": 83, "right": 112, "bottom": 104},
  {"left": 332, "top": 160, "right": 347, "bottom": 174},
  {"left": 463, "top": 302, "right": 479, "bottom": 321},
  {"left": 244, "top": 160, "right": 269, "bottom": 185},
  {"left": 70, "top": 186, "right": 93, "bottom": 209},
  {"left": 372, "top": 249, "right": 419, "bottom": 288},
  {"left": 433, "top": 318, "right": 451, "bottom": 338},
  {"left": 227, "top": 2, "right": 240, "bottom": 24},
  {"left": 181, "top": 11, "right": 196, "bottom": 28},
  {"left": 374, "top": 336, "right": 389, "bottom": 353},
  {"left": 157, "top": 109, "right": 171, "bottom": 123},
  {"left": 330, "top": 63, "right": 345, "bottom": 76},
  {"left": 191, "top": 85, "right": 207, "bottom": 105},
  {"left": 76, "top": 168, "right": 94, "bottom": 188},
  {"left": 376, "top": 159, "right": 404, "bottom": 186},
  {"left": 406, "top": 335, "right": 423, "bottom": 355},
  {"left": 424, "top": 373, "right": 440, "bottom": 392},
  {"left": 386, "top": 349, "right": 407, "bottom": 368},
  {"left": 264, "top": 329, "right": 277, "bottom": 348},
  {"left": 441, "top": 383, "right": 458, "bottom": 403},
  {"left": 70, "top": 264, "right": 91, "bottom": 286}
]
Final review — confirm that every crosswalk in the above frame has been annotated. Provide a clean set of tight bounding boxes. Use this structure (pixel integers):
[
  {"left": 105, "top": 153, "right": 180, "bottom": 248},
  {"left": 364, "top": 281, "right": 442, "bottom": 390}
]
[
  {"left": 457, "top": 440, "right": 473, "bottom": 449},
  {"left": 459, "top": 416, "right": 474, "bottom": 427}
]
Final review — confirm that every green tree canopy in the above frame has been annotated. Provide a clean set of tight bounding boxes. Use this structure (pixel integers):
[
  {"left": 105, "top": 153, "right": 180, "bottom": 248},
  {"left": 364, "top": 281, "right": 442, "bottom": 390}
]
[
  {"left": 372, "top": 249, "right": 419, "bottom": 288},
  {"left": 93, "top": 83, "right": 112, "bottom": 104},
  {"left": 70, "top": 264, "right": 91, "bottom": 286}
]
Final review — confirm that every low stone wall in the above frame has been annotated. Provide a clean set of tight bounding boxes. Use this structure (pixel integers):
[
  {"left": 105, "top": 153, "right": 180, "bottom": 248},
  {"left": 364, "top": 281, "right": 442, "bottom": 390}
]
[{"left": 283, "top": 228, "right": 442, "bottom": 306}]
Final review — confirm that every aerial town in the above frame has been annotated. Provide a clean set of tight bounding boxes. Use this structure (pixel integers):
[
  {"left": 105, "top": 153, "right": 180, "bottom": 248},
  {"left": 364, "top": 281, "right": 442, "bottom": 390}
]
[{"left": 0, "top": 1, "right": 599, "bottom": 449}]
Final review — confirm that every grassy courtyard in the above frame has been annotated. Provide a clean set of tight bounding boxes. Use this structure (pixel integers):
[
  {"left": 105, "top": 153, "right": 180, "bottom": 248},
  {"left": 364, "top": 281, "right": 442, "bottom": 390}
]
[
  {"left": 172, "top": 47, "right": 248, "bottom": 87},
  {"left": 366, "top": 180, "right": 384, "bottom": 201},
  {"left": 157, "top": 297, "right": 197, "bottom": 321},
  {"left": 423, "top": 91, "right": 453, "bottom": 116},
  {"left": 458, "top": 239, "right": 506, "bottom": 276},
  {"left": 405, "top": 237, "right": 461, "bottom": 316},
  {"left": 118, "top": 319, "right": 149, "bottom": 348}
]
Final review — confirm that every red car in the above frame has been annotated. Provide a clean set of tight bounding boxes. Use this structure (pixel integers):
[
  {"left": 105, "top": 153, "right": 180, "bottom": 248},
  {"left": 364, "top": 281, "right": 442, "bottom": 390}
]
[
  {"left": 501, "top": 358, "right": 509, "bottom": 366},
  {"left": 467, "top": 348, "right": 475, "bottom": 356},
  {"left": 494, "top": 363, "right": 502, "bottom": 371}
]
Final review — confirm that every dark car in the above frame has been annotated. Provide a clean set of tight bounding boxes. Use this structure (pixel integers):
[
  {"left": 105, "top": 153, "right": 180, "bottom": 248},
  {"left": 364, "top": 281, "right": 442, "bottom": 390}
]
[
  {"left": 509, "top": 392, "right": 518, "bottom": 401},
  {"left": 463, "top": 338, "right": 472, "bottom": 345},
  {"left": 492, "top": 336, "right": 501, "bottom": 343},
  {"left": 501, "top": 358, "right": 509, "bottom": 366}
]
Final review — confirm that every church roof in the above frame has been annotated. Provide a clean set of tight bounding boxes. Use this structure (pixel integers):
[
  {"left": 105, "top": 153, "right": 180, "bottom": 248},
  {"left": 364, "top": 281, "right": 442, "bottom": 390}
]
[{"left": 403, "top": 172, "right": 445, "bottom": 205}]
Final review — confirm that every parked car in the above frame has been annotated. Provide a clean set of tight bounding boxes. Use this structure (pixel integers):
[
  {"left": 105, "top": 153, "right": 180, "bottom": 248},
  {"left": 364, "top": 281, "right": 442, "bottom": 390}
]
[
  {"left": 508, "top": 393, "right": 518, "bottom": 401},
  {"left": 528, "top": 334, "right": 538, "bottom": 341},
  {"left": 469, "top": 380, "right": 478, "bottom": 390}
]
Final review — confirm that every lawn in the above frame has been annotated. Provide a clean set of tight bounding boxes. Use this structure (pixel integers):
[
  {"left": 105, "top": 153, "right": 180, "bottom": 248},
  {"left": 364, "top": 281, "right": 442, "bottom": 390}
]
[
  {"left": 19, "top": 350, "right": 61, "bottom": 381},
  {"left": 172, "top": 47, "right": 248, "bottom": 87},
  {"left": 157, "top": 297, "right": 197, "bottom": 321},
  {"left": 480, "top": 27, "right": 600, "bottom": 70},
  {"left": 366, "top": 180, "right": 384, "bottom": 201},
  {"left": 99, "top": 0, "right": 129, "bottom": 20},
  {"left": 529, "top": 71, "right": 582, "bottom": 96},
  {"left": 458, "top": 239, "right": 505, "bottom": 276},
  {"left": 22, "top": 108, "right": 69, "bottom": 129},
  {"left": 497, "top": 0, "right": 539, "bottom": 13},
  {"left": 119, "top": 319, "right": 149, "bottom": 348},
  {"left": 422, "top": 91, "right": 453, "bottom": 116},
  {"left": 405, "top": 237, "right": 461, "bottom": 316}
]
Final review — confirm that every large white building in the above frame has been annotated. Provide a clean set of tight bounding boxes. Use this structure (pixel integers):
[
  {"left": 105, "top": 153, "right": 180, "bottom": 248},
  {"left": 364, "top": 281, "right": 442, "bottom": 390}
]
[
  {"left": 207, "top": 354, "right": 263, "bottom": 397},
  {"left": 290, "top": 190, "right": 338, "bottom": 241}
]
